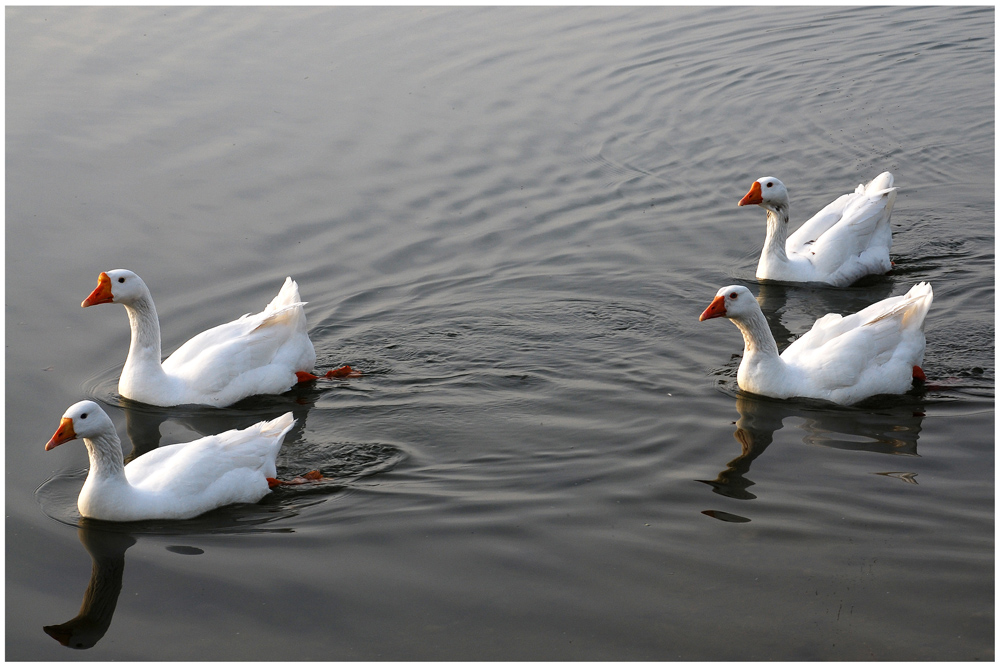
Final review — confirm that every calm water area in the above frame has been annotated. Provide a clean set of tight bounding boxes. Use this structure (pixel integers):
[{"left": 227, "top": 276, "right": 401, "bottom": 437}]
[{"left": 5, "top": 6, "right": 994, "bottom": 660}]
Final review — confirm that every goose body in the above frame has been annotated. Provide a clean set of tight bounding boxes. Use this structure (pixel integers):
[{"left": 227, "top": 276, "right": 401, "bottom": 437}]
[
  {"left": 739, "top": 172, "right": 897, "bottom": 286},
  {"left": 700, "top": 282, "right": 932, "bottom": 405},
  {"left": 83, "top": 270, "right": 317, "bottom": 407},
  {"left": 45, "top": 401, "right": 294, "bottom": 521}
]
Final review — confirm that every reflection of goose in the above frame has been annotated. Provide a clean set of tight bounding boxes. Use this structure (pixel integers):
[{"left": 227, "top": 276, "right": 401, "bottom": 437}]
[
  {"left": 121, "top": 394, "right": 315, "bottom": 462},
  {"left": 700, "top": 283, "right": 932, "bottom": 405},
  {"left": 81, "top": 270, "right": 356, "bottom": 407},
  {"left": 738, "top": 173, "right": 896, "bottom": 286},
  {"left": 43, "top": 526, "right": 135, "bottom": 649},
  {"left": 698, "top": 395, "right": 783, "bottom": 500},
  {"left": 699, "top": 394, "right": 925, "bottom": 500},
  {"left": 45, "top": 401, "right": 294, "bottom": 521}
]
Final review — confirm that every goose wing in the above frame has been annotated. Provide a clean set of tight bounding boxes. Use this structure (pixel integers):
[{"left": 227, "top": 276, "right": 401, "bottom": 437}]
[{"left": 125, "top": 413, "right": 294, "bottom": 495}]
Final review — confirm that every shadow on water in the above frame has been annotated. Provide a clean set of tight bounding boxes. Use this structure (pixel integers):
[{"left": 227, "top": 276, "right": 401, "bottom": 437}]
[
  {"left": 43, "top": 525, "right": 135, "bottom": 650},
  {"left": 700, "top": 393, "right": 925, "bottom": 509},
  {"left": 43, "top": 517, "right": 303, "bottom": 651}
]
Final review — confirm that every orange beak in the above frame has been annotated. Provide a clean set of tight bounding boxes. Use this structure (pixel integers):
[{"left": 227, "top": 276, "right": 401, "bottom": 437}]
[
  {"left": 46, "top": 417, "right": 77, "bottom": 451},
  {"left": 738, "top": 181, "right": 763, "bottom": 207},
  {"left": 699, "top": 295, "right": 727, "bottom": 321},
  {"left": 82, "top": 272, "right": 114, "bottom": 307}
]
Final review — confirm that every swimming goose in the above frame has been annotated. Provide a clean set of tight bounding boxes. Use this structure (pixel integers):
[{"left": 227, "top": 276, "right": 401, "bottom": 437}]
[
  {"left": 699, "top": 282, "right": 932, "bottom": 405},
  {"left": 82, "top": 270, "right": 355, "bottom": 407},
  {"left": 45, "top": 400, "right": 294, "bottom": 521},
  {"left": 738, "top": 172, "right": 897, "bottom": 286}
]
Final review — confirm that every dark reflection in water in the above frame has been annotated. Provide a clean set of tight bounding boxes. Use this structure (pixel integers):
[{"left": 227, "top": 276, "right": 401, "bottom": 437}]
[
  {"left": 165, "top": 545, "right": 205, "bottom": 555},
  {"left": 119, "top": 388, "right": 319, "bottom": 461},
  {"left": 43, "top": 525, "right": 136, "bottom": 650},
  {"left": 700, "top": 394, "right": 924, "bottom": 504},
  {"left": 42, "top": 524, "right": 209, "bottom": 650},
  {"left": 701, "top": 509, "right": 751, "bottom": 523}
]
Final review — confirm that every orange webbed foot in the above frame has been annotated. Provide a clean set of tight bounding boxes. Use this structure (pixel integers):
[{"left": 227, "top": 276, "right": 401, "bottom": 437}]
[
  {"left": 268, "top": 470, "right": 326, "bottom": 487},
  {"left": 325, "top": 365, "right": 362, "bottom": 379},
  {"left": 912, "top": 366, "right": 926, "bottom": 383},
  {"left": 298, "top": 367, "right": 361, "bottom": 383},
  {"left": 287, "top": 470, "right": 326, "bottom": 484}
]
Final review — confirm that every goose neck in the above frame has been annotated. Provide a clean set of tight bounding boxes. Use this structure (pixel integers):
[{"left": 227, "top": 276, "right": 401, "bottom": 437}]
[
  {"left": 761, "top": 206, "right": 790, "bottom": 263},
  {"left": 82, "top": 432, "right": 128, "bottom": 484},
  {"left": 122, "top": 296, "right": 163, "bottom": 372},
  {"left": 731, "top": 307, "right": 780, "bottom": 360}
]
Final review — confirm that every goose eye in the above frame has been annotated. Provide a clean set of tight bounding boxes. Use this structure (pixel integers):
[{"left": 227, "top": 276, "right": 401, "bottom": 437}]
[
  {"left": 766, "top": 182, "right": 773, "bottom": 188},
  {"left": 118, "top": 277, "right": 125, "bottom": 283},
  {"left": 729, "top": 292, "right": 738, "bottom": 299},
  {"left": 80, "top": 413, "right": 88, "bottom": 419}
]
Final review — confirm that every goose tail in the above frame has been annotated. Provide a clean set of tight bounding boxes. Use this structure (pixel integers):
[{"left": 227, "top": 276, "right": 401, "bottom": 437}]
[
  {"left": 266, "top": 277, "right": 304, "bottom": 312},
  {"left": 260, "top": 412, "right": 296, "bottom": 439},
  {"left": 900, "top": 282, "right": 933, "bottom": 329},
  {"left": 861, "top": 171, "right": 896, "bottom": 196}
]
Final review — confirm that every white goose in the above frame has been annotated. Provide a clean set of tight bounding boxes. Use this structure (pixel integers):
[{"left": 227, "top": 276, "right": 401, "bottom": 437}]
[
  {"left": 738, "top": 172, "right": 897, "bottom": 286},
  {"left": 699, "top": 282, "right": 932, "bottom": 405},
  {"left": 45, "top": 400, "right": 294, "bottom": 521},
  {"left": 82, "top": 270, "right": 353, "bottom": 407}
]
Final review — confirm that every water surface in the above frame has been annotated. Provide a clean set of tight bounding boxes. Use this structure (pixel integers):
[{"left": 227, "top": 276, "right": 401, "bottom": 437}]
[{"left": 6, "top": 6, "right": 994, "bottom": 660}]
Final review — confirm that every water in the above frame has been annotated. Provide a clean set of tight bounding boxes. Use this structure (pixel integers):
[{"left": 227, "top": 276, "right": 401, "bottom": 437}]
[{"left": 6, "top": 6, "right": 993, "bottom": 660}]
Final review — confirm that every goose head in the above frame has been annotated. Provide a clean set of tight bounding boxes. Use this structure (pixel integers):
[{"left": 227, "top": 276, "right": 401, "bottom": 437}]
[
  {"left": 46, "top": 401, "right": 114, "bottom": 450},
  {"left": 738, "top": 177, "right": 789, "bottom": 214},
  {"left": 82, "top": 269, "right": 149, "bottom": 308},
  {"left": 699, "top": 285, "right": 757, "bottom": 321}
]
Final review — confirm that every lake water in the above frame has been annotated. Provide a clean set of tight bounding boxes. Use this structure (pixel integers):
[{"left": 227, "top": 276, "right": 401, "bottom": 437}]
[{"left": 5, "top": 6, "right": 994, "bottom": 660}]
